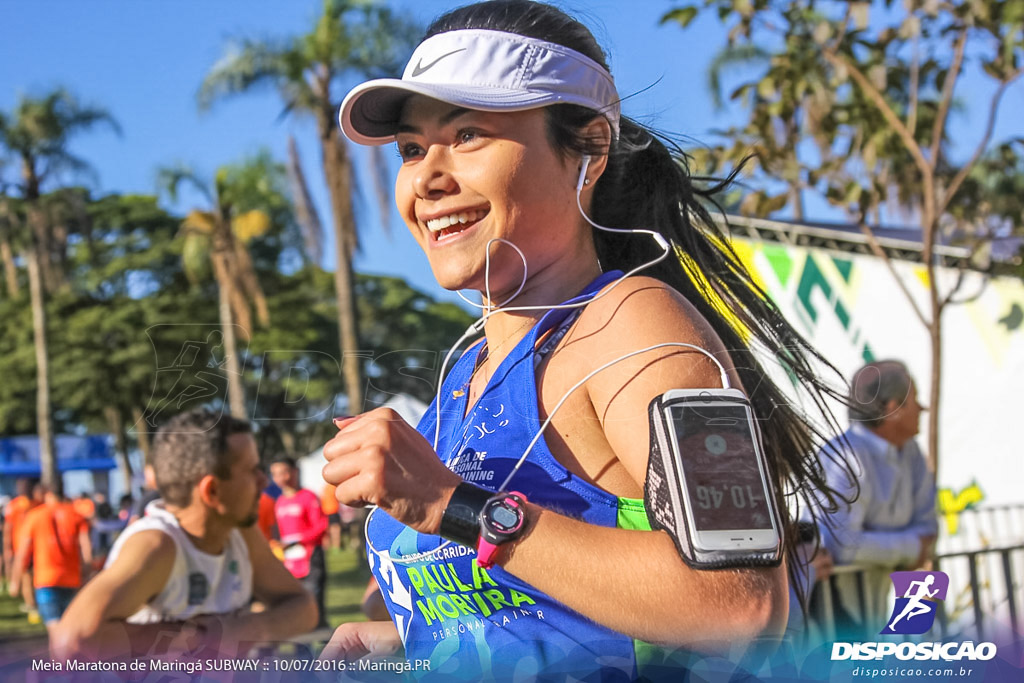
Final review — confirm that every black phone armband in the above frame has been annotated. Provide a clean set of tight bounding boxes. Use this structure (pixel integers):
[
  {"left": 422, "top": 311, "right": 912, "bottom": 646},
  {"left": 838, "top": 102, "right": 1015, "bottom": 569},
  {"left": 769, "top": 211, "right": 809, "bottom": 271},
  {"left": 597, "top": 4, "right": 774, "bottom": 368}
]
[{"left": 644, "top": 390, "right": 784, "bottom": 570}]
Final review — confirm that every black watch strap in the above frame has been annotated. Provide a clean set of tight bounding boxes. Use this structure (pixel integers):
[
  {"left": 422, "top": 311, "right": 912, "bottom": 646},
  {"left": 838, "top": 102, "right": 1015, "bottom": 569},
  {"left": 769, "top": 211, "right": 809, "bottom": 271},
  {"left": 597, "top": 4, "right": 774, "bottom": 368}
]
[{"left": 440, "top": 482, "right": 493, "bottom": 548}]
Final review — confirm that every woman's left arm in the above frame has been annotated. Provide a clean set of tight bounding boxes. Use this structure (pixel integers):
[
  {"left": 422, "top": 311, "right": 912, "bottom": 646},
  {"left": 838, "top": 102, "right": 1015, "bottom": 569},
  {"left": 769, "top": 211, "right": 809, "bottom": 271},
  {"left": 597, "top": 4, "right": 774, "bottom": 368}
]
[{"left": 503, "top": 277, "right": 787, "bottom": 648}]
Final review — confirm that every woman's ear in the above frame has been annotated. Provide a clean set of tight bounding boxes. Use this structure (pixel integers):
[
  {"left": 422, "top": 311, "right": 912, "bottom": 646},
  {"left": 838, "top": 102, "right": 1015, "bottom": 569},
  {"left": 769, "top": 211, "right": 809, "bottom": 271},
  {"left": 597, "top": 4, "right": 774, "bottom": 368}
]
[{"left": 577, "top": 117, "right": 613, "bottom": 188}]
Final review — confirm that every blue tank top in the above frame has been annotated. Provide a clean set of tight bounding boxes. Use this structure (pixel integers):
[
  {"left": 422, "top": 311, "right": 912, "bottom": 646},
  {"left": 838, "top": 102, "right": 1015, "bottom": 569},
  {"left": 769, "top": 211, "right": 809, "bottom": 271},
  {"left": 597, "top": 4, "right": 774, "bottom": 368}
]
[{"left": 364, "top": 272, "right": 664, "bottom": 681}]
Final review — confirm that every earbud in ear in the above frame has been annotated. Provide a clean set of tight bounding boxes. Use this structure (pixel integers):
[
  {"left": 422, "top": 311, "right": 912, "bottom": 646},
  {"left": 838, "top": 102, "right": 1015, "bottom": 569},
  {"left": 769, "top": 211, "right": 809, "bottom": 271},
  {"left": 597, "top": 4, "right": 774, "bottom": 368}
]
[{"left": 576, "top": 155, "right": 592, "bottom": 191}]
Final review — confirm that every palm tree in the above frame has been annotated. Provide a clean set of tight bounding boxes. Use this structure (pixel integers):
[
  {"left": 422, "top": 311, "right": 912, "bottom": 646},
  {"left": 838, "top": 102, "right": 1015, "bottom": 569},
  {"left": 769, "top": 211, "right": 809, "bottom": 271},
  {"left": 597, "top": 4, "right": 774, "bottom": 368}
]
[
  {"left": 198, "top": 0, "right": 418, "bottom": 415},
  {"left": 158, "top": 153, "right": 286, "bottom": 419},
  {"left": 0, "top": 89, "right": 118, "bottom": 495}
]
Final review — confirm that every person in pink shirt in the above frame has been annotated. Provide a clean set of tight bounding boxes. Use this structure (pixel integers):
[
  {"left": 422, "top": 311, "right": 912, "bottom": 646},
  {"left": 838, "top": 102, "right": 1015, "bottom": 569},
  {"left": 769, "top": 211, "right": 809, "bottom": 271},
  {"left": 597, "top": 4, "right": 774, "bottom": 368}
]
[{"left": 270, "top": 457, "right": 328, "bottom": 629}]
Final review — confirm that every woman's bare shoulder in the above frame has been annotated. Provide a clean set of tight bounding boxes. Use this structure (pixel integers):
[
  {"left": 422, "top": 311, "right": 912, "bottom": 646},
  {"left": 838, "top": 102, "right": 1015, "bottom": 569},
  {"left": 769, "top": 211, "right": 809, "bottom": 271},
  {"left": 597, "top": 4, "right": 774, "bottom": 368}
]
[
  {"left": 550, "top": 274, "right": 735, "bottom": 399},
  {"left": 572, "top": 275, "right": 720, "bottom": 351}
]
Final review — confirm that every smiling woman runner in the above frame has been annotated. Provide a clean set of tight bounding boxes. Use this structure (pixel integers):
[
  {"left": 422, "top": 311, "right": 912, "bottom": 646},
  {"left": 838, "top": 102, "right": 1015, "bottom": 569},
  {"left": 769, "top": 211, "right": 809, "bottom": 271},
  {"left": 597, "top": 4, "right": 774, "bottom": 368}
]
[{"left": 320, "top": 1, "right": 844, "bottom": 679}]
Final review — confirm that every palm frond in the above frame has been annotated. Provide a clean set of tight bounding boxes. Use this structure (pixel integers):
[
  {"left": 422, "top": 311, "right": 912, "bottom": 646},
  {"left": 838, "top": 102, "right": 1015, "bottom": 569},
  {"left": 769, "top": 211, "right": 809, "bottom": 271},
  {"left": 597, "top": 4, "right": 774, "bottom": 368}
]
[
  {"left": 341, "top": 5, "right": 420, "bottom": 79},
  {"left": 286, "top": 135, "right": 324, "bottom": 263},
  {"left": 181, "top": 229, "right": 213, "bottom": 285},
  {"left": 156, "top": 164, "right": 214, "bottom": 206},
  {"left": 219, "top": 149, "right": 291, "bottom": 216},
  {"left": 0, "top": 89, "right": 118, "bottom": 192},
  {"left": 39, "top": 150, "right": 100, "bottom": 188},
  {"left": 198, "top": 40, "right": 315, "bottom": 112}
]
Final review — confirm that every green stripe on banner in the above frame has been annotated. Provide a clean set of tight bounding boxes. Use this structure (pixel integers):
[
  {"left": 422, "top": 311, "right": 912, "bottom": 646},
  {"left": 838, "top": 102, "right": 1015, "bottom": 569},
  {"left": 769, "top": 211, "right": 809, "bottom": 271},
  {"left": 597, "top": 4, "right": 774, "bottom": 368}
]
[
  {"left": 763, "top": 245, "right": 794, "bottom": 286},
  {"left": 833, "top": 257, "right": 853, "bottom": 283}
]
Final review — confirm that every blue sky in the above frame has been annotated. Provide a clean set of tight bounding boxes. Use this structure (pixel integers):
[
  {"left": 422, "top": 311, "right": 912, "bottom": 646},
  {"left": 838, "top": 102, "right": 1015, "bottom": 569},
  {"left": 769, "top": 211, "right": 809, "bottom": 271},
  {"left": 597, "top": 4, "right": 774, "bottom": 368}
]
[{"left": 2, "top": 0, "right": 1021, "bottom": 304}]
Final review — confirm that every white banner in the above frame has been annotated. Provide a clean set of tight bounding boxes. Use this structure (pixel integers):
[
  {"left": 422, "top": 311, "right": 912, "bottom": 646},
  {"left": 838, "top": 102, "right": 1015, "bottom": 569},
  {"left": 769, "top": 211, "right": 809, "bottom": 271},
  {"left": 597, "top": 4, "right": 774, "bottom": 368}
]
[{"left": 731, "top": 239, "right": 1024, "bottom": 517}]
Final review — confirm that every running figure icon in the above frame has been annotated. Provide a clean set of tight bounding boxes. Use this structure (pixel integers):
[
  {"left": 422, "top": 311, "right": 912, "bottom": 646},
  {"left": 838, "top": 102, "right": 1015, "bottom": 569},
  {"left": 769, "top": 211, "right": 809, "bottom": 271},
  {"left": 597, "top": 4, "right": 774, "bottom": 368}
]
[
  {"left": 888, "top": 574, "right": 939, "bottom": 631},
  {"left": 882, "top": 571, "right": 949, "bottom": 635}
]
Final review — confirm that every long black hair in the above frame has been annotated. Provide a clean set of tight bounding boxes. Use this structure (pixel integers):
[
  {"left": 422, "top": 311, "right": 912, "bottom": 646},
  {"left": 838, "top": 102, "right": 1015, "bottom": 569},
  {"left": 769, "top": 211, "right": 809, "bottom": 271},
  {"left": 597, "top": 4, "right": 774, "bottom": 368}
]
[{"left": 426, "top": 0, "right": 850, "bottom": 614}]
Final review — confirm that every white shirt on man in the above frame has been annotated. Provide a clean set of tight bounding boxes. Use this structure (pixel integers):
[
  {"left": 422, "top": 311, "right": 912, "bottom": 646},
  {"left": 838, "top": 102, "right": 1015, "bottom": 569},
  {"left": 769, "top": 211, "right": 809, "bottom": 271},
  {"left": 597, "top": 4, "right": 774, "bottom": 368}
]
[
  {"left": 105, "top": 502, "right": 252, "bottom": 623},
  {"left": 814, "top": 422, "right": 938, "bottom": 627}
]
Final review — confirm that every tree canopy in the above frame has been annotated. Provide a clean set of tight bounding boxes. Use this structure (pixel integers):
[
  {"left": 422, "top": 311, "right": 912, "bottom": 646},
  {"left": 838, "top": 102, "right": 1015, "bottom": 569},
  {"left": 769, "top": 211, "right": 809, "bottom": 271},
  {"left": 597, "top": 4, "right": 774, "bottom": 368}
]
[{"left": 664, "top": 0, "right": 1023, "bottom": 471}]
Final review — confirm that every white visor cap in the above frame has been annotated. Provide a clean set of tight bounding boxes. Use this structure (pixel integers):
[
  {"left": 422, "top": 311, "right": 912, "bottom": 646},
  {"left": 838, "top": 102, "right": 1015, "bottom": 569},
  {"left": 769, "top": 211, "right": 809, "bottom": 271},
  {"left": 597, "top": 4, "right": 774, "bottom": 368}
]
[{"left": 339, "top": 29, "right": 620, "bottom": 146}]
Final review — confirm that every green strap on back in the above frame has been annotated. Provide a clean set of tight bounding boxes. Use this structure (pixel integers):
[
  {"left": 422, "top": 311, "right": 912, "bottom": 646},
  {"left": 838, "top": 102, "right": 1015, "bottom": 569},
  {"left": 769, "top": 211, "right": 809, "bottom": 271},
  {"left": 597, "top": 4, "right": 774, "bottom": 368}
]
[{"left": 616, "top": 497, "right": 666, "bottom": 672}]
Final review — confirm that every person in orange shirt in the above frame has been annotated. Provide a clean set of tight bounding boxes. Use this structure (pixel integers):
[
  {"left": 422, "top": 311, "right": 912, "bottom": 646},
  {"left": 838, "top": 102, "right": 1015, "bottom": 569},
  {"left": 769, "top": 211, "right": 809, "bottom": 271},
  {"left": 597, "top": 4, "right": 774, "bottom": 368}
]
[
  {"left": 9, "top": 486, "right": 92, "bottom": 633},
  {"left": 320, "top": 483, "right": 341, "bottom": 550},
  {"left": 72, "top": 493, "right": 96, "bottom": 521},
  {"left": 320, "top": 482, "right": 365, "bottom": 551},
  {"left": 3, "top": 479, "right": 44, "bottom": 617},
  {"left": 71, "top": 493, "right": 100, "bottom": 571},
  {"left": 257, "top": 491, "right": 277, "bottom": 542}
]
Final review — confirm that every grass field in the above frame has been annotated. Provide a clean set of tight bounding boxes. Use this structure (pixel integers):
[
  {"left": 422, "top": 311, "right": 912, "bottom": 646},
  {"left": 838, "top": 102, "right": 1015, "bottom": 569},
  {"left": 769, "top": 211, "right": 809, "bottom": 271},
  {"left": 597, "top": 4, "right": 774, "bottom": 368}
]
[
  {"left": 322, "top": 545, "right": 374, "bottom": 626},
  {"left": 0, "top": 582, "right": 47, "bottom": 642},
  {"left": 0, "top": 546, "right": 373, "bottom": 647}
]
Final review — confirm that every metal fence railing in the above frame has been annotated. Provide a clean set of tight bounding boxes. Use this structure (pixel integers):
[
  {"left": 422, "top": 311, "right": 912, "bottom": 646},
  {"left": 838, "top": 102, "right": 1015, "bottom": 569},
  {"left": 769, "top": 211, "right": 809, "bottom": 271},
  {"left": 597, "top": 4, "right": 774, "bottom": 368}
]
[
  {"left": 806, "top": 564, "right": 884, "bottom": 643},
  {"left": 935, "top": 544, "right": 1024, "bottom": 642},
  {"left": 937, "top": 504, "right": 1024, "bottom": 555}
]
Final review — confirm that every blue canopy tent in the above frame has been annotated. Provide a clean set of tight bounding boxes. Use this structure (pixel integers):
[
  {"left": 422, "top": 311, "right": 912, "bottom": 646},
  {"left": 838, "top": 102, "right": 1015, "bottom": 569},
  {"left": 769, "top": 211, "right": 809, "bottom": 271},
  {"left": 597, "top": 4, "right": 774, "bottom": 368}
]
[{"left": 0, "top": 435, "right": 116, "bottom": 479}]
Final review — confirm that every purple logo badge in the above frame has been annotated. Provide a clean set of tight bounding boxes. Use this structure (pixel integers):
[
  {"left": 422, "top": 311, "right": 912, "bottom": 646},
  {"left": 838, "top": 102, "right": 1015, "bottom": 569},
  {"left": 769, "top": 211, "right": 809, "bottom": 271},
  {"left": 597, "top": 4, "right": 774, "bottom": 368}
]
[{"left": 881, "top": 571, "right": 949, "bottom": 635}]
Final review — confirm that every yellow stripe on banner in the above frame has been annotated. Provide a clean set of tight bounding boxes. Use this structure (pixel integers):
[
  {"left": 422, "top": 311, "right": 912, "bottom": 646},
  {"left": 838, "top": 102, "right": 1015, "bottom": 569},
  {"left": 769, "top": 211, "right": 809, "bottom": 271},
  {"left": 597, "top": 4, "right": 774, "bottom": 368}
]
[
  {"left": 963, "top": 278, "right": 1024, "bottom": 365},
  {"left": 913, "top": 265, "right": 930, "bottom": 289}
]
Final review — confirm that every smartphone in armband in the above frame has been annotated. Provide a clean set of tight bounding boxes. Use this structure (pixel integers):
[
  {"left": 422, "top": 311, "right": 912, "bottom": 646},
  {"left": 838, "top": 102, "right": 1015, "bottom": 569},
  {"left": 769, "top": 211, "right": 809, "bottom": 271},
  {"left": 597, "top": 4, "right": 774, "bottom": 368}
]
[{"left": 644, "top": 388, "right": 783, "bottom": 569}]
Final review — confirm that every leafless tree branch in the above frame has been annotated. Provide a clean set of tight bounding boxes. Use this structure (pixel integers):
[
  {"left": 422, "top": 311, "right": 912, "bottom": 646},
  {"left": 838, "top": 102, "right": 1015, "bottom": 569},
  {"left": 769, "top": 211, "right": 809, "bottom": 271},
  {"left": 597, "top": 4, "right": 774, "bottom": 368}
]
[
  {"left": 908, "top": 33, "right": 920, "bottom": 138},
  {"left": 930, "top": 27, "right": 967, "bottom": 167},
  {"left": 939, "top": 69, "right": 1024, "bottom": 217},
  {"left": 944, "top": 274, "right": 989, "bottom": 306},
  {"left": 939, "top": 268, "right": 967, "bottom": 310},
  {"left": 858, "top": 219, "right": 929, "bottom": 327}
]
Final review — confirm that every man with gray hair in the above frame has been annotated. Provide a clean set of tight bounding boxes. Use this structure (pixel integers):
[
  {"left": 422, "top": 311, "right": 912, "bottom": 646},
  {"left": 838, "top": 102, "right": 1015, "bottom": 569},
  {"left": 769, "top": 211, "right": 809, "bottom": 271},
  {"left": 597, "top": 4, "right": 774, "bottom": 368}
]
[
  {"left": 52, "top": 408, "right": 317, "bottom": 661},
  {"left": 815, "top": 360, "right": 938, "bottom": 637}
]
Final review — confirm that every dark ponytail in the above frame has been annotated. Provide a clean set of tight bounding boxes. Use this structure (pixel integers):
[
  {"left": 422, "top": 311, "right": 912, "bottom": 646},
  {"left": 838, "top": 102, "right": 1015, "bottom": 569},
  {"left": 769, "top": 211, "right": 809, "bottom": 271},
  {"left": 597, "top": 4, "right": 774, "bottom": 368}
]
[{"left": 427, "top": 0, "right": 850, "bottom": 615}]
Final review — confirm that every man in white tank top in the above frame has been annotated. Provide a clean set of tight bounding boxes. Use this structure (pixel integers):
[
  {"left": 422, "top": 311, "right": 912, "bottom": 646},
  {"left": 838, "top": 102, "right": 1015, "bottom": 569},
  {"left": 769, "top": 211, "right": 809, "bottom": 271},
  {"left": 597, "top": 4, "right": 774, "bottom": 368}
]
[{"left": 51, "top": 409, "right": 317, "bottom": 661}]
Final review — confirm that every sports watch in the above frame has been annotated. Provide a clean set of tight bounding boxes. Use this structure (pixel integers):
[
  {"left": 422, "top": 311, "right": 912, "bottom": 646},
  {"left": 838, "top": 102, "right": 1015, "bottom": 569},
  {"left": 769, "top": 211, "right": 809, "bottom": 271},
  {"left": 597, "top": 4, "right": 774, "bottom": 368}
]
[
  {"left": 439, "top": 482, "right": 529, "bottom": 569},
  {"left": 476, "top": 491, "right": 528, "bottom": 569}
]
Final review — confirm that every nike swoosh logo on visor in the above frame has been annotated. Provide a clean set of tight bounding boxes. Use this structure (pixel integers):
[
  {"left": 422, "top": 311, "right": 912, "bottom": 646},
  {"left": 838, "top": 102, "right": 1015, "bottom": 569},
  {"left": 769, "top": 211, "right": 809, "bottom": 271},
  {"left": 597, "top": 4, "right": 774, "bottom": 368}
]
[{"left": 410, "top": 48, "right": 467, "bottom": 77}]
